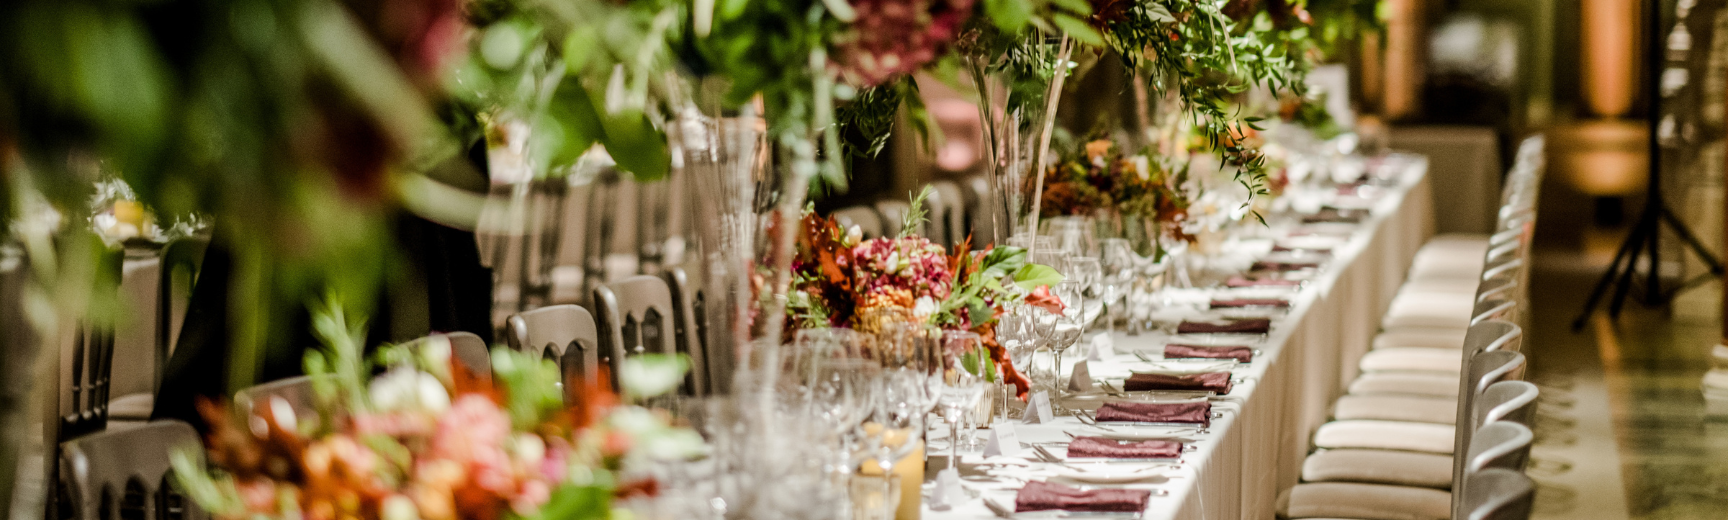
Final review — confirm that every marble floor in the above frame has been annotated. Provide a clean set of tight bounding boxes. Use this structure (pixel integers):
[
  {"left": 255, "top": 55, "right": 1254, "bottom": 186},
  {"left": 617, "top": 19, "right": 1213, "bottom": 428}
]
[{"left": 1525, "top": 126, "right": 1728, "bottom": 518}]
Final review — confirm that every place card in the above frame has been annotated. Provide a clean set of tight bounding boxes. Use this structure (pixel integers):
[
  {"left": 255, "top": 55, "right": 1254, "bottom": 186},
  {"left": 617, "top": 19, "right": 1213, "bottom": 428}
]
[
  {"left": 1023, "top": 391, "right": 1054, "bottom": 424},
  {"left": 928, "top": 468, "right": 964, "bottom": 511},
  {"left": 1068, "top": 361, "right": 1095, "bottom": 392},
  {"left": 1088, "top": 334, "right": 1115, "bottom": 361},
  {"left": 983, "top": 422, "right": 1022, "bottom": 457}
]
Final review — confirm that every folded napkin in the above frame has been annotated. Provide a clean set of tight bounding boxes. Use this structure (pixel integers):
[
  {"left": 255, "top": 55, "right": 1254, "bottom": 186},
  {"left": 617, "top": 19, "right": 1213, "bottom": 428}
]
[
  {"left": 1272, "top": 244, "right": 1335, "bottom": 253},
  {"left": 1164, "top": 344, "right": 1254, "bottom": 363},
  {"left": 1303, "top": 208, "right": 1365, "bottom": 224},
  {"left": 1123, "top": 372, "right": 1233, "bottom": 394},
  {"left": 1177, "top": 318, "right": 1271, "bottom": 334},
  {"left": 1065, "top": 436, "right": 1183, "bottom": 459},
  {"left": 1015, "top": 480, "right": 1152, "bottom": 513},
  {"left": 1225, "top": 275, "right": 1301, "bottom": 288},
  {"left": 1209, "top": 298, "right": 1290, "bottom": 308},
  {"left": 1094, "top": 401, "right": 1213, "bottom": 427},
  {"left": 1250, "top": 260, "right": 1322, "bottom": 272}
]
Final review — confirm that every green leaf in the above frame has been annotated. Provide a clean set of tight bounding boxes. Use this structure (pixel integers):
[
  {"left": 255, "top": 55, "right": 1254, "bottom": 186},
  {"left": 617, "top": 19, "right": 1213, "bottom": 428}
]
[
  {"left": 1011, "top": 263, "right": 1064, "bottom": 291},
  {"left": 1048, "top": 0, "right": 1093, "bottom": 15},
  {"left": 619, "top": 354, "right": 691, "bottom": 399},
  {"left": 1052, "top": 15, "right": 1105, "bottom": 47},
  {"left": 542, "top": 81, "right": 604, "bottom": 168},
  {"left": 599, "top": 109, "right": 671, "bottom": 181},
  {"left": 979, "top": 246, "right": 1028, "bottom": 278},
  {"left": 984, "top": 0, "right": 1034, "bottom": 33}
]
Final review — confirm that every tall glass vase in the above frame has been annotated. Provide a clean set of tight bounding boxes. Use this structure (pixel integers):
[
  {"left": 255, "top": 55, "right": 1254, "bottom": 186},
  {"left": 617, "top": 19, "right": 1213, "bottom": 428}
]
[
  {"left": 965, "top": 35, "right": 1075, "bottom": 248},
  {"left": 672, "top": 106, "right": 767, "bottom": 396}
]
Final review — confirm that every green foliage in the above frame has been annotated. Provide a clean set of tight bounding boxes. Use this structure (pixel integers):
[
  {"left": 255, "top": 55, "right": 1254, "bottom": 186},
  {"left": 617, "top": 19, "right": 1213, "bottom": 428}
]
[
  {"left": 489, "top": 347, "right": 567, "bottom": 430},
  {"left": 1098, "top": 0, "right": 1305, "bottom": 215},
  {"left": 900, "top": 186, "right": 935, "bottom": 239}
]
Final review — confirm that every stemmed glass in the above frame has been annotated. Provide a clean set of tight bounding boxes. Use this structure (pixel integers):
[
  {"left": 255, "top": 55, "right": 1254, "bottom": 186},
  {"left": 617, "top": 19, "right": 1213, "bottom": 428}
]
[
  {"left": 1043, "top": 280, "right": 1085, "bottom": 393},
  {"left": 1099, "top": 238, "right": 1136, "bottom": 336},
  {"left": 869, "top": 321, "right": 940, "bottom": 507},
  {"left": 936, "top": 331, "right": 988, "bottom": 462},
  {"left": 1066, "top": 257, "right": 1102, "bottom": 327}
]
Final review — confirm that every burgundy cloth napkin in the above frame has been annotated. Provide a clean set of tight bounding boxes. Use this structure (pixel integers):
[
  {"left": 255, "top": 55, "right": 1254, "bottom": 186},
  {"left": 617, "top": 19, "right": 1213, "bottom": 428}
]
[
  {"left": 1250, "top": 260, "right": 1322, "bottom": 272},
  {"left": 1065, "top": 436, "right": 1183, "bottom": 459},
  {"left": 1094, "top": 401, "right": 1213, "bottom": 427},
  {"left": 1209, "top": 298, "right": 1290, "bottom": 308},
  {"left": 1302, "top": 209, "right": 1364, "bottom": 224},
  {"left": 1164, "top": 344, "right": 1254, "bottom": 363},
  {"left": 1272, "top": 244, "right": 1334, "bottom": 253},
  {"left": 1015, "top": 480, "right": 1152, "bottom": 513},
  {"left": 1177, "top": 318, "right": 1271, "bottom": 334},
  {"left": 1225, "top": 275, "right": 1301, "bottom": 288},
  {"left": 1123, "top": 372, "right": 1234, "bottom": 394}
]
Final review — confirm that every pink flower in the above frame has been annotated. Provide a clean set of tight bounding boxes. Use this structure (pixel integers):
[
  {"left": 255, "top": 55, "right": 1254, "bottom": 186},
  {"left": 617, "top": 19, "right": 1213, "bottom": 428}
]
[{"left": 430, "top": 395, "right": 515, "bottom": 493}]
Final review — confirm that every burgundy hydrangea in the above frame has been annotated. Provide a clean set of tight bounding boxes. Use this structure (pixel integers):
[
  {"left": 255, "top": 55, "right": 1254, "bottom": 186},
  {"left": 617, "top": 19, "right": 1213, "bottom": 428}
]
[{"left": 830, "top": 0, "right": 976, "bottom": 87}]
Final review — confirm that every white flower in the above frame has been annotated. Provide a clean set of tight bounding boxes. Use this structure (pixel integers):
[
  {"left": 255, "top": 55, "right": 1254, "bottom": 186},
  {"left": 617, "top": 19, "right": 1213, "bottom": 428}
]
[
  {"left": 1131, "top": 155, "right": 1151, "bottom": 180},
  {"left": 912, "top": 296, "right": 938, "bottom": 319},
  {"left": 369, "top": 367, "right": 451, "bottom": 415},
  {"left": 418, "top": 335, "right": 453, "bottom": 382},
  {"left": 846, "top": 225, "right": 863, "bottom": 246},
  {"left": 884, "top": 250, "right": 903, "bottom": 274},
  {"left": 381, "top": 495, "right": 419, "bottom": 520},
  {"left": 510, "top": 433, "right": 546, "bottom": 467}
]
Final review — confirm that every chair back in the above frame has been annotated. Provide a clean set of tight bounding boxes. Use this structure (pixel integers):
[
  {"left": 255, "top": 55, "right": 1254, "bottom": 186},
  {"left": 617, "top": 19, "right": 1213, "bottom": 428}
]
[
  {"left": 234, "top": 376, "right": 318, "bottom": 431},
  {"left": 404, "top": 332, "right": 492, "bottom": 386},
  {"left": 58, "top": 420, "right": 207, "bottom": 520},
  {"left": 1470, "top": 299, "right": 1517, "bottom": 326},
  {"left": 1474, "top": 278, "right": 1517, "bottom": 304},
  {"left": 963, "top": 176, "right": 999, "bottom": 247},
  {"left": 1474, "top": 380, "right": 1540, "bottom": 429},
  {"left": 1466, "top": 421, "right": 1535, "bottom": 474},
  {"left": 928, "top": 180, "right": 969, "bottom": 247},
  {"left": 157, "top": 237, "right": 208, "bottom": 390},
  {"left": 1450, "top": 351, "right": 1527, "bottom": 498},
  {"left": 595, "top": 275, "right": 699, "bottom": 391},
  {"left": 487, "top": 177, "right": 571, "bottom": 312},
  {"left": 57, "top": 251, "right": 124, "bottom": 441},
  {"left": 1480, "top": 258, "right": 1524, "bottom": 285},
  {"left": 662, "top": 268, "right": 710, "bottom": 395},
  {"left": 832, "top": 206, "right": 886, "bottom": 239},
  {"left": 1458, "top": 468, "right": 1535, "bottom": 520},
  {"left": 874, "top": 199, "right": 914, "bottom": 237},
  {"left": 506, "top": 304, "right": 602, "bottom": 389},
  {"left": 1460, "top": 320, "right": 1522, "bottom": 355}
]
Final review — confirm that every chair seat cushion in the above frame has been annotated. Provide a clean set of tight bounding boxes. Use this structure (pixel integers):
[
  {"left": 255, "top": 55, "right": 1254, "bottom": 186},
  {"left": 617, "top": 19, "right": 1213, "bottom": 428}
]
[
  {"left": 1348, "top": 372, "right": 1461, "bottom": 398},
  {"left": 1276, "top": 482, "right": 1451, "bottom": 520},
  {"left": 1301, "top": 449, "right": 1455, "bottom": 489},
  {"left": 108, "top": 393, "right": 155, "bottom": 421},
  {"left": 1382, "top": 298, "right": 1475, "bottom": 330},
  {"left": 1373, "top": 329, "right": 1469, "bottom": 350},
  {"left": 1313, "top": 420, "right": 1455, "bottom": 453},
  {"left": 1359, "top": 348, "right": 1464, "bottom": 374},
  {"left": 1333, "top": 394, "right": 1458, "bottom": 424}
]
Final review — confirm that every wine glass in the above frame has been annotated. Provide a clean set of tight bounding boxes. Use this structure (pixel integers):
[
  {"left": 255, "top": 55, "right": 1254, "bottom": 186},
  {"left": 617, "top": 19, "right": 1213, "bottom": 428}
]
[
  {"left": 1045, "top": 280, "right": 1085, "bottom": 393},
  {"left": 870, "top": 321, "right": 940, "bottom": 470},
  {"left": 1099, "top": 238, "right": 1136, "bottom": 335},
  {"left": 1043, "top": 216, "right": 1097, "bottom": 257},
  {"left": 936, "top": 331, "right": 987, "bottom": 463},
  {"left": 1066, "top": 256, "right": 1102, "bottom": 328}
]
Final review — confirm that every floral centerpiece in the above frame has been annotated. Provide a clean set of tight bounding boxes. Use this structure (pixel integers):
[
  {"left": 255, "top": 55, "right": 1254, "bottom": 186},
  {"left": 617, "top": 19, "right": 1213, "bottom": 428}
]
[
  {"left": 1026, "top": 136, "right": 1193, "bottom": 245},
  {"left": 172, "top": 298, "right": 703, "bottom": 520},
  {"left": 786, "top": 188, "right": 1064, "bottom": 397}
]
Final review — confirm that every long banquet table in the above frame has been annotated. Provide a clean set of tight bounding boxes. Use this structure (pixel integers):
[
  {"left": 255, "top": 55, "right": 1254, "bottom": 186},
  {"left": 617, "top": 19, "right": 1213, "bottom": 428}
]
[{"left": 923, "top": 154, "right": 1433, "bottom": 520}]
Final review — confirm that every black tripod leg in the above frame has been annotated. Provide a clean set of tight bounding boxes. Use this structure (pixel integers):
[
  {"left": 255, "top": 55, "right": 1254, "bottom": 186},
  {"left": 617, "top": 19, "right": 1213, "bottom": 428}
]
[
  {"left": 1573, "top": 221, "right": 1645, "bottom": 330},
  {"left": 1660, "top": 205, "right": 1725, "bottom": 274},
  {"left": 1609, "top": 221, "right": 1649, "bottom": 319}
]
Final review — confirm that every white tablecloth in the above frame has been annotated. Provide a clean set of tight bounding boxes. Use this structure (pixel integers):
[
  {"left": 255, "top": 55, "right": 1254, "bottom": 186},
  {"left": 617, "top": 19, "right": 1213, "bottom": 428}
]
[{"left": 923, "top": 155, "right": 1432, "bottom": 520}]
